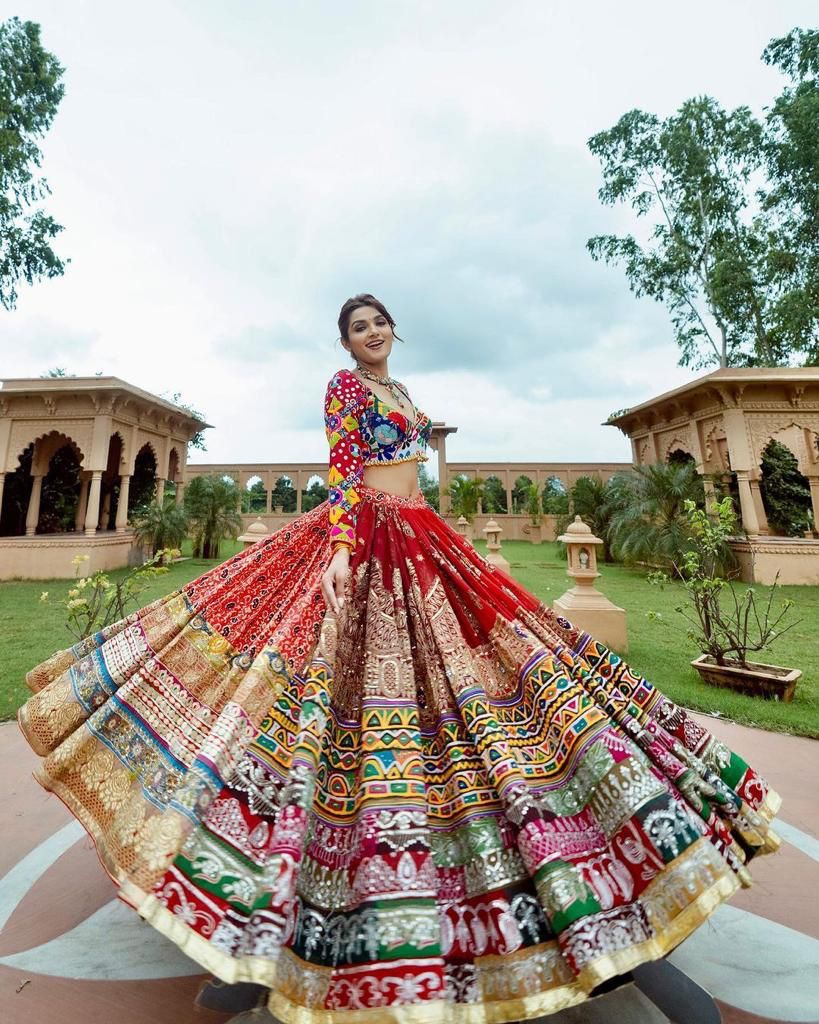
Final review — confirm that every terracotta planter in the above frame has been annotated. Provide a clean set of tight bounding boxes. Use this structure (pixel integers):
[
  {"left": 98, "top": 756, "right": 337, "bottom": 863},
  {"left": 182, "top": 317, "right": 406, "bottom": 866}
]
[{"left": 691, "top": 653, "right": 801, "bottom": 702}]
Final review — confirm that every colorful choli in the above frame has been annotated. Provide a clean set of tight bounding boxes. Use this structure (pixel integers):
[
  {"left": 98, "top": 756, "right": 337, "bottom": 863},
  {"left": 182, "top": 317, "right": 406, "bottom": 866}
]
[
  {"left": 18, "top": 465, "right": 780, "bottom": 1023},
  {"left": 325, "top": 368, "right": 432, "bottom": 550}
]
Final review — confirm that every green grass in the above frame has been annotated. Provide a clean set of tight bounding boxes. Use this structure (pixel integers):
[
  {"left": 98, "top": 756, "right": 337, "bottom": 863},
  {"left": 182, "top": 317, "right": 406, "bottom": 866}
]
[{"left": 2, "top": 537, "right": 817, "bottom": 737}]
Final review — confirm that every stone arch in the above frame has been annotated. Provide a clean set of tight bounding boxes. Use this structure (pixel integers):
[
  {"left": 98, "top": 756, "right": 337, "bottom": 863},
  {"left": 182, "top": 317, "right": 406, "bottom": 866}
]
[
  {"left": 759, "top": 436, "right": 812, "bottom": 536},
  {"left": 129, "top": 443, "right": 159, "bottom": 512},
  {"left": 511, "top": 474, "right": 535, "bottom": 514},
  {"left": 664, "top": 437, "right": 693, "bottom": 463},
  {"left": 302, "top": 473, "right": 328, "bottom": 513},
  {"left": 271, "top": 474, "right": 296, "bottom": 513},
  {"left": 242, "top": 474, "right": 266, "bottom": 514},
  {"left": 29, "top": 429, "right": 87, "bottom": 474},
  {"left": 705, "top": 425, "right": 730, "bottom": 471},
  {"left": 764, "top": 422, "right": 810, "bottom": 476},
  {"left": 167, "top": 446, "right": 181, "bottom": 482},
  {"left": 542, "top": 475, "right": 569, "bottom": 514},
  {"left": 482, "top": 474, "right": 508, "bottom": 514}
]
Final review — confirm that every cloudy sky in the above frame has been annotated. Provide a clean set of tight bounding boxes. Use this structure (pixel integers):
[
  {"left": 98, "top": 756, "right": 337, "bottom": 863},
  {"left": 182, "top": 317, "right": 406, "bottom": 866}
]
[{"left": 2, "top": 0, "right": 815, "bottom": 472}]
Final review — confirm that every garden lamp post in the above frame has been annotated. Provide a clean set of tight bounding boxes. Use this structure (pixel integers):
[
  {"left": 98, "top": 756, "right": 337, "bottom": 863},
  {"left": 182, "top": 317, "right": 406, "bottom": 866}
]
[
  {"left": 554, "top": 516, "right": 628, "bottom": 653},
  {"left": 237, "top": 518, "right": 269, "bottom": 550},
  {"left": 482, "top": 518, "right": 510, "bottom": 573}
]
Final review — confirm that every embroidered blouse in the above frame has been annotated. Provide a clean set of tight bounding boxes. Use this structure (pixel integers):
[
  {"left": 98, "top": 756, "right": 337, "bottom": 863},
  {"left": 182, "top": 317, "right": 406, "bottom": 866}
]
[{"left": 324, "top": 368, "right": 432, "bottom": 551}]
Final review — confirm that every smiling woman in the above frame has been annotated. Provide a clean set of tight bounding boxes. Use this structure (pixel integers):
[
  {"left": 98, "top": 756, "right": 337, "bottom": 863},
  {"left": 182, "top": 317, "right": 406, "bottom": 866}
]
[{"left": 16, "top": 293, "right": 782, "bottom": 1024}]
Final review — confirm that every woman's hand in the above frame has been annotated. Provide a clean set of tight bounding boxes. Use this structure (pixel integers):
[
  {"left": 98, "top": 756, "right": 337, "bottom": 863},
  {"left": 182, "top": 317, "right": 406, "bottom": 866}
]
[{"left": 321, "top": 547, "right": 351, "bottom": 614}]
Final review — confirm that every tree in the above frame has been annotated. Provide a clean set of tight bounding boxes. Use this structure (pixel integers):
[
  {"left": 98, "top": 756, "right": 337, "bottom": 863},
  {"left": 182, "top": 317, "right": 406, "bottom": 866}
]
[
  {"left": 556, "top": 475, "right": 621, "bottom": 563},
  {"left": 607, "top": 461, "right": 708, "bottom": 572},
  {"left": 130, "top": 497, "right": 189, "bottom": 557},
  {"left": 418, "top": 462, "right": 440, "bottom": 512},
  {"left": 761, "top": 29, "right": 819, "bottom": 364},
  {"left": 588, "top": 98, "right": 774, "bottom": 369},
  {"left": 183, "top": 474, "right": 242, "bottom": 559},
  {"left": 759, "top": 439, "right": 812, "bottom": 536},
  {"left": 448, "top": 475, "right": 483, "bottom": 521},
  {"left": 162, "top": 390, "right": 209, "bottom": 452},
  {"left": 0, "top": 18, "right": 67, "bottom": 309}
]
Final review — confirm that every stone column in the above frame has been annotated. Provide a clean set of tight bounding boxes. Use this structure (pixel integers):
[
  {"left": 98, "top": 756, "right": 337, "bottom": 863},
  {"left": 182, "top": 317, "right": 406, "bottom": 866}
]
[
  {"left": 505, "top": 471, "right": 513, "bottom": 517},
  {"left": 265, "top": 484, "right": 272, "bottom": 514},
  {"left": 749, "top": 478, "right": 770, "bottom": 535},
  {"left": 701, "top": 470, "right": 717, "bottom": 514},
  {"left": 175, "top": 479, "right": 185, "bottom": 506},
  {"left": 438, "top": 435, "right": 450, "bottom": 515},
  {"left": 25, "top": 474, "right": 44, "bottom": 536},
  {"left": 735, "top": 471, "right": 761, "bottom": 536},
  {"left": 808, "top": 477, "right": 819, "bottom": 537},
  {"left": 155, "top": 478, "right": 165, "bottom": 506},
  {"left": 116, "top": 474, "right": 131, "bottom": 532},
  {"left": 98, "top": 490, "right": 112, "bottom": 531},
  {"left": 85, "top": 470, "right": 103, "bottom": 535},
  {"left": 296, "top": 472, "right": 303, "bottom": 514},
  {"left": 75, "top": 476, "right": 90, "bottom": 532}
]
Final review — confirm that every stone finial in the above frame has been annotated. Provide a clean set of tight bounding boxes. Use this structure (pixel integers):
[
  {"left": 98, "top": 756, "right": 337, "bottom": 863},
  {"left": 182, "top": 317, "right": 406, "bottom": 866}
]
[{"left": 237, "top": 517, "right": 269, "bottom": 548}]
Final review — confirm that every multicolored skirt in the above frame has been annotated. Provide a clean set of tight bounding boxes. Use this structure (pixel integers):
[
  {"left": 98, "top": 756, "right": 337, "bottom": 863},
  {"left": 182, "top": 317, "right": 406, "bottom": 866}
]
[{"left": 18, "top": 484, "right": 780, "bottom": 1023}]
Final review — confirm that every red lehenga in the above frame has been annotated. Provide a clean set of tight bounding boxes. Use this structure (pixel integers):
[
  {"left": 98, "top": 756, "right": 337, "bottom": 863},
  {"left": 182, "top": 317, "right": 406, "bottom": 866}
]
[{"left": 18, "top": 484, "right": 780, "bottom": 1023}]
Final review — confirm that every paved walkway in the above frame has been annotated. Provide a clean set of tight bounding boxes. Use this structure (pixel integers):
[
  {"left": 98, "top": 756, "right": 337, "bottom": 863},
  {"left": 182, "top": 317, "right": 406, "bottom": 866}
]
[{"left": 1, "top": 714, "right": 817, "bottom": 1024}]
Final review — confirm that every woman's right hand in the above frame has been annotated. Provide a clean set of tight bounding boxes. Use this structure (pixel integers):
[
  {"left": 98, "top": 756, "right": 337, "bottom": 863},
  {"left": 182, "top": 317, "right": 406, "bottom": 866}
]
[{"left": 321, "top": 547, "right": 351, "bottom": 615}]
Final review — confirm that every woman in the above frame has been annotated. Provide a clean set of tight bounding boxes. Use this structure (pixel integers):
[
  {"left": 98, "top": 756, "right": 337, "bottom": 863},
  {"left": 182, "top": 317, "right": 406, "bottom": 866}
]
[{"left": 18, "top": 293, "right": 780, "bottom": 1023}]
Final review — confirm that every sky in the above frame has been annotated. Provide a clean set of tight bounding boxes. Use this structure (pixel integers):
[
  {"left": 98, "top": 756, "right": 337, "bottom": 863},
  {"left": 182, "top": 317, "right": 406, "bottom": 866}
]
[{"left": 1, "top": 0, "right": 816, "bottom": 473}]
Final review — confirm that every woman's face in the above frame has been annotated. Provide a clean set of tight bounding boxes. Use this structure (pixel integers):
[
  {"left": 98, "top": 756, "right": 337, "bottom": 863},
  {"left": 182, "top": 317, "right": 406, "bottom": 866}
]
[{"left": 342, "top": 305, "right": 394, "bottom": 367}]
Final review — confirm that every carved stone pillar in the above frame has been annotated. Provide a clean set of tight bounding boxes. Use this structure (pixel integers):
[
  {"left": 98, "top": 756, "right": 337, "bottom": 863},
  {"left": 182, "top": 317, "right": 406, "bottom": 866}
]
[
  {"left": 116, "top": 474, "right": 131, "bottom": 532},
  {"left": 265, "top": 486, "right": 272, "bottom": 514},
  {"left": 808, "top": 477, "right": 819, "bottom": 537},
  {"left": 175, "top": 479, "right": 185, "bottom": 506},
  {"left": 701, "top": 471, "right": 717, "bottom": 514},
  {"left": 25, "top": 474, "right": 44, "bottom": 536},
  {"left": 438, "top": 436, "right": 450, "bottom": 515},
  {"left": 749, "top": 478, "right": 770, "bottom": 535},
  {"left": 85, "top": 470, "right": 103, "bottom": 535},
  {"left": 98, "top": 490, "right": 112, "bottom": 531},
  {"left": 296, "top": 472, "right": 303, "bottom": 514},
  {"left": 75, "top": 476, "right": 90, "bottom": 531},
  {"left": 735, "top": 471, "right": 761, "bottom": 536},
  {"left": 155, "top": 478, "right": 165, "bottom": 506}
]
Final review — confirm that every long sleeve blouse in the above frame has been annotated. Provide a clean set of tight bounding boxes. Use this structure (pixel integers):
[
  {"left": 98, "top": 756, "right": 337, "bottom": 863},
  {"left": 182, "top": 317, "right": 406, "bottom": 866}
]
[{"left": 324, "top": 368, "right": 432, "bottom": 552}]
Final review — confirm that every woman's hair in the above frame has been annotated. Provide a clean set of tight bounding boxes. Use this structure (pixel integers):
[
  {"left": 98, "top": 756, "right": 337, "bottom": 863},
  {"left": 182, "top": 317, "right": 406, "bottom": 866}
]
[{"left": 337, "top": 293, "right": 404, "bottom": 345}]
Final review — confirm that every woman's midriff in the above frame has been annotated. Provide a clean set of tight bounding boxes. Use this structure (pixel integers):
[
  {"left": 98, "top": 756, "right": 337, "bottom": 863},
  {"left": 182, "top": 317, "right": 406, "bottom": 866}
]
[{"left": 362, "top": 459, "right": 423, "bottom": 498}]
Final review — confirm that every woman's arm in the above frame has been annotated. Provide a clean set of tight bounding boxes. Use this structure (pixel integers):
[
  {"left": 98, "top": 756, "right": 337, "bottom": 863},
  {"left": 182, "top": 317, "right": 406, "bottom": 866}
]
[{"left": 324, "top": 370, "right": 365, "bottom": 553}]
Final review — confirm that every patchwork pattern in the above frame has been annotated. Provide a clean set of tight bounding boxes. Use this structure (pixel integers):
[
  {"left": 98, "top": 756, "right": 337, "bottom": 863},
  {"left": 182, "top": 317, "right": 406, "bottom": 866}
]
[{"left": 18, "top": 486, "right": 781, "bottom": 1024}]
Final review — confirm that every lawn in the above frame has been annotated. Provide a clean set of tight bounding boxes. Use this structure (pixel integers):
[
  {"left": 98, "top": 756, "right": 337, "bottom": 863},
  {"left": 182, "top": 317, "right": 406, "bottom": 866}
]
[{"left": 1, "top": 537, "right": 817, "bottom": 738}]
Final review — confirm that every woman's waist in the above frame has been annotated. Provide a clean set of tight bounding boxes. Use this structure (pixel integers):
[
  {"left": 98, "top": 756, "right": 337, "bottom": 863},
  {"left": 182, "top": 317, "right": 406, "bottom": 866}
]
[{"left": 362, "top": 460, "right": 423, "bottom": 498}]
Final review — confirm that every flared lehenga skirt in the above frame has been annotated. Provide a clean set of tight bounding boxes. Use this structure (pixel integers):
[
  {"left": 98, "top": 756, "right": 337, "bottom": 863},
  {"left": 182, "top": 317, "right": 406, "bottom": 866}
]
[{"left": 18, "top": 484, "right": 780, "bottom": 1023}]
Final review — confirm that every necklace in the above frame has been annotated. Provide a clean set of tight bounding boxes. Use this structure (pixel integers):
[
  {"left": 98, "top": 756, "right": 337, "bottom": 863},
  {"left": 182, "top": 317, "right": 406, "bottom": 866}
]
[{"left": 354, "top": 363, "right": 410, "bottom": 410}]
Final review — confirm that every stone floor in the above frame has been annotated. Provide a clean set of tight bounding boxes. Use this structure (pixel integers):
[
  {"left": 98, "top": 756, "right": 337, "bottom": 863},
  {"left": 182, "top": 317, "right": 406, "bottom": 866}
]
[{"left": 1, "top": 713, "right": 817, "bottom": 1024}]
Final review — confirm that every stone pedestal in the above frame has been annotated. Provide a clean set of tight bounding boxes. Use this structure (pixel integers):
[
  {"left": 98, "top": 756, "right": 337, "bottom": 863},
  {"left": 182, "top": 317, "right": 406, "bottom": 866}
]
[{"left": 553, "top": 585, "right": 628, "bottom": 653}]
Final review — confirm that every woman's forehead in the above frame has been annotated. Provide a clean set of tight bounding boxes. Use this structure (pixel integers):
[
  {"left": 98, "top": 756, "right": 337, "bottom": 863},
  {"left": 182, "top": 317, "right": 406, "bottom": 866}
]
[{"left": 349, "top": 306, "right": 384, "bottom": 324}]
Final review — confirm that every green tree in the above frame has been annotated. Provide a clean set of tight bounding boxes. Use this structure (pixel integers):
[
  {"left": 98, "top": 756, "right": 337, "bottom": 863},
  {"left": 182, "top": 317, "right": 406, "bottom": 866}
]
[
  {"left": 588, "top": 98, "right": 774, "bottom": 369},
  {"left": 759, "top": 439, "right": 812, "bottom": 536},
  {"left": 242, "top": 478, "right": 267, "bottom": 514},
  {"left": 481, "top": 476, "right": 507, "bottom": 514},
  {"left": 418, "top": 462, "right": 440, "bottom": 512},
  {"left": 130, "top": 497, "right": 190, "bottom": 556},
  {"left": 184, "top": 474, "right": 242, "bottom": 559},
  {"left": 448, "top": 474, "right": 483, "bottom": 521},
  {"left": 162, "top": 390, "right": 209, "bottom": 452},
  {"left": 607, "top": 461, "right": 708, "bottom": 572},
  {"left": 556, "top": 475, "right": 621, "bottom": 563},
  {"left": 0, "top": 17, "right": 67, "bottom": 309},
  {"left": 542, "top": 477, "right": 569, "bottom": 515},
  {"left": 302, "top": 477, "right": 328, "bottom": 512},
  {"left": 270, "top": 475, "right": 296, "bottom": 513},
  {"left": 761, "top": 29, "right": 819, "bottom": 363}
]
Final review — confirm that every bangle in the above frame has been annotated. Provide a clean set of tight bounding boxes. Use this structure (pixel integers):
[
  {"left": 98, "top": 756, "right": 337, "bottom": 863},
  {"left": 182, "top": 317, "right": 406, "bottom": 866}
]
[{"left": 331, "top": 540, "right": 354, "bottom": 556}]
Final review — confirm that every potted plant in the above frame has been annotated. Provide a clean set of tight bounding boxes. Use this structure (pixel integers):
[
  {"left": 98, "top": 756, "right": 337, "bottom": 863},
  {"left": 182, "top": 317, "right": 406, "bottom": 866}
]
[{"left": 649, "top": 497, "right": 801, "bottom": 701}]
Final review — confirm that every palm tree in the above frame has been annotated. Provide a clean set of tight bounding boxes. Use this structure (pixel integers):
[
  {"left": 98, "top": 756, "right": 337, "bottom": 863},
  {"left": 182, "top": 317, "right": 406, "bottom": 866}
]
[
  {"left": 130, "top": 497, "right": 189, "bottom": 556},
  {"left": 448, "top": 475, "right": 484, "bottom": 521},
  {"left": 184, "top": 475, "right": 243, "bottom": 559},
  {"left": 556, "top": 475, "right": 619, "bottom": 562},
  {"left": 607, "top": 461, "right": 706, "bottom": 572}
]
